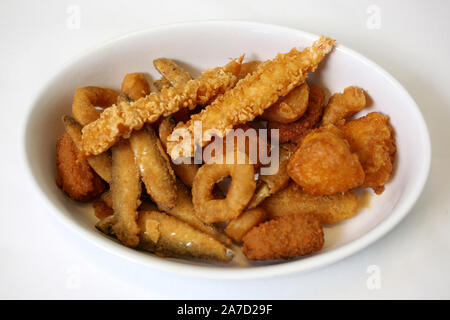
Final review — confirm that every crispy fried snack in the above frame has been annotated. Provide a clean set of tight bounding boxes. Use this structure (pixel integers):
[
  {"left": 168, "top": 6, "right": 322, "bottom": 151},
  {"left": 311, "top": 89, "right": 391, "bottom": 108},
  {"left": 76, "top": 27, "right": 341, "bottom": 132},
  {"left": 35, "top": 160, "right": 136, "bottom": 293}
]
[
  {"left": 111, "top": 138, "right": 142, "bottom": 247},
  {"left": 225, "top": 207, "right": 267, "bottom": 243},
  {"left": 287, "top": 124, "right": 365, "bottom": 195},
  {"left": 62, "top": 115, "right": 112, "bottom": 183},
  {"left": 117, "top": 72, "right": 151, "bottom": 103},
  {"left": 268, "top": 83, "right": 325, "bottom": 143},
  {"left": 158, "top": 116, "right": 199, "bottom": 187},
  {"left": 342, "top": 112, "right": 396, "bottom": 194},
  {"left": 81, "top": 58, "right": 243, "bottom": 157},
  {"left": 247, "top": 143, "right": 296, "bottom": 209},
  {"left": 153, "top": 58, "right": 192, "bottom": 90},
  {"left": 167, "top": 37, "right": 335, "bottom": 157},
  {"left": 56, "top": 133, "right": 105, "bottom": 201},
  {"left": 237, "top": 60, "right": 261, "bottom": 80},
  {"left": 72, "top": 86, "right": 119, "bottom": 126},
  {"left": 261, "top": 182, "right": 359, "bottom": 224},
  {"left": 242, "top": 212, "right": 324, "bottom": 260},
  {"left": 261, "top": 83, "right": 310, "bottom": 123},
  {"left": 165, "top": 180, "right": 231, "bottom": 245},
  {"left": 130, "top": 125, "right": 178, "bottom": 210},
  {"left": 321, "top": 86, "right": 366, "bottom": 126},
  {"left": 100, "top": 189, "right": 113, "bottom": 208},
  {"left": 192, "top": 153, "right": 256, "bottom": 223},
  {"left": 138, "top": 211, "right": 233, "bottom": 262},
  {"left": 93, "top": 200, "right": 114, "bottom": 219},
  {"left": 153, "top": 77, "right": 171, "bottom": 91}
]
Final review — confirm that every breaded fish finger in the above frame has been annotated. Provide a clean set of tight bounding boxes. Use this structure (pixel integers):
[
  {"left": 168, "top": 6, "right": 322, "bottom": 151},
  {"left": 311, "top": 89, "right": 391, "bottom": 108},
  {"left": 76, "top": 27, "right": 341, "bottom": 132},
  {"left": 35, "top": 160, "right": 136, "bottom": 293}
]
[
  {"left": 242, "top": 212, "right": 324, "bottom": 260},
  {"left": 153, "top": 58, "right": 192, "bottom": 90},
  {"left": 129, "top": 125, "right": 178, "bottom": 211},
  {"left": 167, "top": 36, "right": 335, "bottom": 157},
  {"left": 62, "top": 115, "right": 112, "bottom": 183},
  {"left": 111, "top": 138, "right": 142, "bottom": 247},
  {"left": 261, "top": 182, "right": 359, "bottom": 225},
  {"left": 82, "top": 58, "right": 243, "bottom": 157}
]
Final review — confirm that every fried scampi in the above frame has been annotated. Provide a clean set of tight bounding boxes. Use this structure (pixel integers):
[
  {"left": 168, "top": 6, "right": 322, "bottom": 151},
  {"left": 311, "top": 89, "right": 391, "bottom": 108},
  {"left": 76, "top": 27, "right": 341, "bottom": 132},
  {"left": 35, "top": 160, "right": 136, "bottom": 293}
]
[
  {"left": 81, "top": 57, "right": 243, "bottom": 157},
  {"left": 321, "top": 86, "right": 366, "bottom": 126},
  {"left": 167, "top": 37, "right": 335, "bottom": 158},
  {"left": 261, "top": 182, "right": 359, "bottom": 225},
  {"left": 56, "top": 133, "right": 105, "bottom": 201},
  {"left": 242, "top": 212, "right": 324, "bottom": 260}
]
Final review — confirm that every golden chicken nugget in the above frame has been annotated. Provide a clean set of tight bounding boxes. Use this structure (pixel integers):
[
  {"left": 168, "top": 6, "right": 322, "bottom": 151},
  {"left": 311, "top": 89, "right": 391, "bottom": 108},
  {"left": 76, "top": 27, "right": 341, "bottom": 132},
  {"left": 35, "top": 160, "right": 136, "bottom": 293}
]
[
  {"left": 287, "top": 124, "right": 365, "bottom": 195},
  {"left": 321, "top": 86, "right": 366, "bottom": 126},
  {"left": 261, "top": 182, "right": 359, "bottom": 224},
  {"left": 225, "top": 207, "right": 267, "bottom": 243},
  {"left": 342, "top": 112, "right": 396, "bottom": 194},
  {"left": 242, "top": 212, "right": 324, "bottom": 260}
]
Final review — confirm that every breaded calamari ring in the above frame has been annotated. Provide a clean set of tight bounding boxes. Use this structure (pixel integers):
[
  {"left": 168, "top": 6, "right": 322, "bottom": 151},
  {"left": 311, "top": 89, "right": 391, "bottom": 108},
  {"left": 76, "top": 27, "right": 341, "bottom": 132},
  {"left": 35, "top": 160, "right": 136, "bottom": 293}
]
[
  {"left": 321, "top": 86, "right": 366, "bottom": 126},
  {"left": 167, "top": 36, "right": 335, "bottom": 158},
  {"left": 72, "top": 86, "right": 119, "bottom": 126},
  {"left": 287, "top": 124, "right": 365, "bottom": 195},
  {"left": 260, "top": 182, "right": 359, "bottom": 225},
  {"left": 56, "top": 133, "right": 105, "bottom": 201},
  {"left": 81, "top": 57, "right": 243, "bottom": 157},
  {"left": 242, "top": 212, "right": 324, "bottom": 260},
  {"left": 342, "top": 112, "right": 396, "bottom": 194},
  {"left": 268, "top": 83, "right": 325, "bottom": 143},
  {"left": 192, "top": 153, "right": 256, "bottom": 223}
]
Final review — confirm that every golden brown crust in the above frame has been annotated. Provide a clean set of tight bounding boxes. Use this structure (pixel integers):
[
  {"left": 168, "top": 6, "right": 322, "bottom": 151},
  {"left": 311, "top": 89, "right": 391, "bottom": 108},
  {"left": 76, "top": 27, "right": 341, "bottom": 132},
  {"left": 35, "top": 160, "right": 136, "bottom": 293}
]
[
  {"left": 242, "top": 212, "right": 324, "bottom": 260},
  {"left": 153, "top": 58, "right": 192, "bottom": 90},
  {"left": 119, "top": 73, "right": 151, "bottom": 102},
  {"left": 321, "top": 86, "right": 366, "bottom": 126},
  {"left": 225, "top": 207, "right": 267, "bottom": 243},
  {"left": 56, "top": 133, "right": 105, "bottom": 201},
  {"left": 93, "top": 200, "right": 114, "bottom": 220}
]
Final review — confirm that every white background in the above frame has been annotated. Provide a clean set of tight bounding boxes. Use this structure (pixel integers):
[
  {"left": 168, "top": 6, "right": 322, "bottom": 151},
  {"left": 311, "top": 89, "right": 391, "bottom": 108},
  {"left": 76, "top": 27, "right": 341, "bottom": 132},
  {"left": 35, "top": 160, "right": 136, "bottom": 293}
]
[{"left": 1, "top": 0, "right": 449, "bottom": 299}]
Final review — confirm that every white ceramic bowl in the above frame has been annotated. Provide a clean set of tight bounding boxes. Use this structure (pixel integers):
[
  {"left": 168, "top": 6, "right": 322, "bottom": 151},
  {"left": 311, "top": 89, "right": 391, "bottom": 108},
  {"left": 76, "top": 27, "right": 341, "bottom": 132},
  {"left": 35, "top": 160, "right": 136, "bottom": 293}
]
[{"left": 22, "top": 21, "right": 430, "bottom": 279}]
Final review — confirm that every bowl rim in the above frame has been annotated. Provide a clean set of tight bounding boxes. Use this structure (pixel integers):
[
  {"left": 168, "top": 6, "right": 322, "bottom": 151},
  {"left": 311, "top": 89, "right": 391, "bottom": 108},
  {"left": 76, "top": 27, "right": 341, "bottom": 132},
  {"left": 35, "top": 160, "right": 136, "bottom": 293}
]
[{"left": 21, "top": 20, "right": 431, "bottom": 280}]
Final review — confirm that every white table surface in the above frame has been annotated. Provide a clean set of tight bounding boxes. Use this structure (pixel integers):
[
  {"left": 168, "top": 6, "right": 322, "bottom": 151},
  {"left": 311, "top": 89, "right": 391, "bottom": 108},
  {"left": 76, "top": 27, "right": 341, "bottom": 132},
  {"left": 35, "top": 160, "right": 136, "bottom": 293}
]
[{"left": 1, "top": 0, "right": 449, "bottom": 299}]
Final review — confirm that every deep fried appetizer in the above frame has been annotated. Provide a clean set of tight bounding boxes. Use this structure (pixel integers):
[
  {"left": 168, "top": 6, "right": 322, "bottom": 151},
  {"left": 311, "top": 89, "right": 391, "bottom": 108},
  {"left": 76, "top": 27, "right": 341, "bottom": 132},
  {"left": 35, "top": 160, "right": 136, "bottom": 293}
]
[
  {"left": 56, "top": 133, "right": 105, "bottom": 201},
  {"left": 237, "top": 60, "right": 261, "bottom": 80},
  {"left": 192, "top": 152, "right": 256, "bottom": 223},
  {"left": 321, "top": 86, "right": 366, "bottom": 126},
  {"left": 167, "top": 37, "right": 335, "bottom": 157},
  {"left": 118, "top": 72, "right": 151, "bottom": 103},
  {"left": 261, "top": 182, "right": 359, "bottom": 224},
  {"left": 288, "top": 124, "right": 365, "bottom": 195},
  {"left": 342, "top": 112, "right": 396, "bottom": 194},
  {"left": 153, "top": 58, "right": 192, "bottom": 90},
  {"left": 130, "top": 125, "right": 177, "bottom": 210},
  {"left": 153, "top": 77, "right": 171, "bottom": 91},
  {"left": 261, "top": 83, "right": 310, "bottom": 123},
  {"left": 72, "top": 86, "right": 119, "bottom": 126},
  {"left": 242, "top": 212, "right": 324, "bottom": 260},
  {"left": 93, "top": 200, "right": 114, "bottom": 219},
  {"left": 111, "top": 138, "right": 142, "bottom": 247},
  {"left": 247, "top": 143, "right": 295, "bottom": 209},
  {"left": 268, "top": 83, "right": 325, "bottom": 143},
  {"left": 62, "top": 115, "right": 112, "bottom": 183},
  {"left": 225, "top": 207, "right": 267, "bottom": 243},
  {"left": 81, "top": 58, "right": 243, "bottom": 157}
]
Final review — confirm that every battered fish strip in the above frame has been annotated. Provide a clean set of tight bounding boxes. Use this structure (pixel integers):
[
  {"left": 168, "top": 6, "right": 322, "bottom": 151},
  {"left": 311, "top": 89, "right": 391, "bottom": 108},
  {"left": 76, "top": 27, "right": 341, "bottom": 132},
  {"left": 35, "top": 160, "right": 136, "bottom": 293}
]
[
  {"left": 167, "top": 36, "right": 335, "bottom": 157},
  {"left": 81, "top": 58, "right": 243, "bottom": 157},
  {"left": 153, "top": 58, "right": 192, "bottom": 90},
  {"left": 96, "top": 211, "right": 233, "bottom": 263},
  {"left": 129, "top": 125, "right": 178, "bottom": 210},
  {"left": 261, "top": 182, "right": 359, "bottom": 225},
  {"left": 62, "top": 115, "right": 112, "bottom": 183},
  {"left": 111, "top": 138, "right": 142, "bottom": 247}
]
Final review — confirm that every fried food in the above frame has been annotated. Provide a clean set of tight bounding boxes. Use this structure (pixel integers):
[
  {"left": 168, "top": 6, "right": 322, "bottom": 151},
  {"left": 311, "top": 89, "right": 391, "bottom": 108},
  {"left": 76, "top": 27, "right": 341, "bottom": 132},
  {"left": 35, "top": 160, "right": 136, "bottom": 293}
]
[
  {"left": 167, "top": 37, "right": 335, "bottom": 158},
  {"left": 237, "top": 60, "right": 261, "bottom": 80},
  {"left": 56, "top": 133, "right": 105, "bottom": 201},
  {"left": 153, "top": 77, "right": 171, "bottom": 91},
  {"left": 268, "top": 83, "right": 325, "bottom": 143},
  {"left": 72, "top": 86, "right": 119, "bottom": 126},
  {"left": 261, "top": 182, "right": 359, "bottom": 224},
  {"left": 247, "top": 143, "right": 295, "bottom": 209},
  {"left": 111, "top": 138, "right": 142, "bottom": 247},
  {"left": 100, "top": 189, "right": 113, "bottom": 208},
  {"left": 129, "top": 125, "right": 177, "bottom": 210},
  {"left": 192, "top": 153, "right": 256, "bottom": 223},
  {"left": 287, "top": 124, "right": 365, "bottom": 195},
  {"left": 153, "top": 58, "right": 192, "bottom": 90},
  {"left": 81, "top": 57, "right": 243, "bottom": 157},
  {"left": 158, "top": 116, "right": 199, "bottom": 187},
  {"left": 342, "top": 112, "right": 396, "bottom": 194},
  {"left": 93, "top": 200, "right": 114, "bottom": 219},
  {"left": 138, "top": 211, "right": 233, "bottom": 262},
  {"left": 118, "top": 72, "right": 151, "bottom": 103},
  {"left": 62, "top": 115, "right": 112, "bottom": 183},
  {"left": 225, "top": 208, "right": 267, "bottom": 243},
  {"left": 242, "top": 212, "right": 324, "bottom": 260},
  {"left": 261, "top": 83, "right": 310, "bottom": 123},
  {"left": 321, "top": 86, "right": 366, "bottom": 126},
  {"left": 165, "top": 180, "right": 231, "bottom": 245}
]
